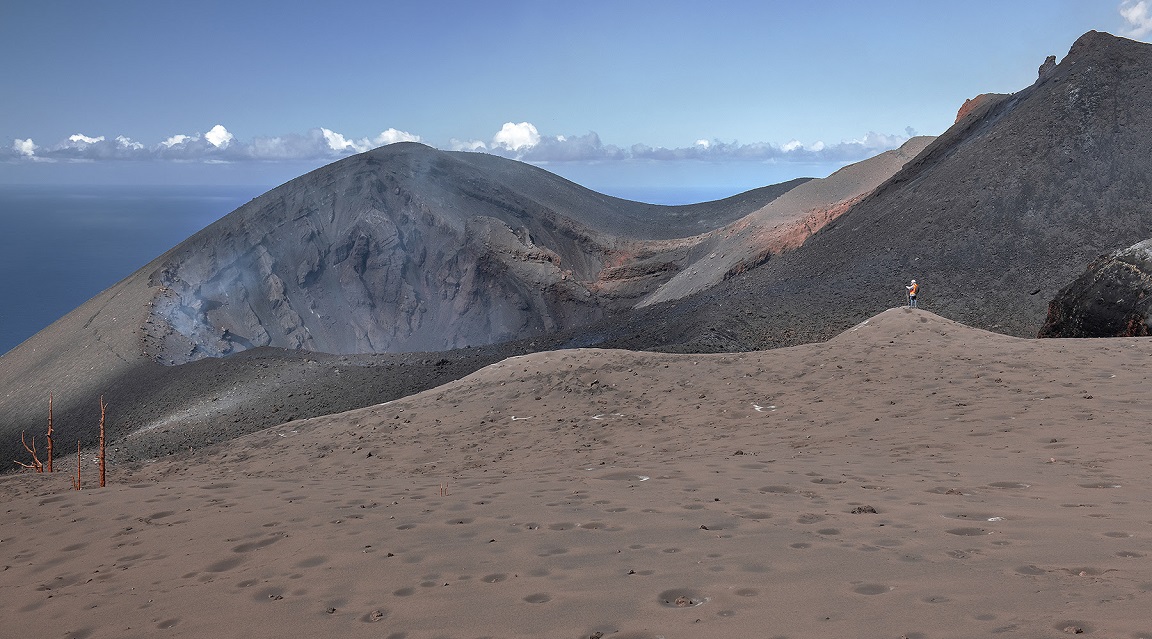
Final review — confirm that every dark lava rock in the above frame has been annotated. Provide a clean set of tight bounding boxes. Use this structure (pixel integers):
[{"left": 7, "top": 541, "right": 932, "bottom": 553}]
[{"left": 1039, "top": 239, "right": 1152, "bottom": 337}]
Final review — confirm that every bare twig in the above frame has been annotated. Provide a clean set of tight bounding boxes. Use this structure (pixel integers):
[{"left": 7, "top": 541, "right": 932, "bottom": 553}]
[{"left": 13, "top": 431, "right": 44, "bottom": 472}]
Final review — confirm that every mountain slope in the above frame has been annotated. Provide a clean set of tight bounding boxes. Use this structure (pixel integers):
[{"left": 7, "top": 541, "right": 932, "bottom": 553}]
[
  {"left": 593, "top": 30, "right": 1152, "bottom": 353},
  {"left": 638, "top": 136, "right": 934, "bottom": 306}
]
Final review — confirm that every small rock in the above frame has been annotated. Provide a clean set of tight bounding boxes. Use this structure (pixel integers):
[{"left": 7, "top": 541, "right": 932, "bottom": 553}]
[{"left": 851, "top": 505, "right": 878, "bottom": 514}]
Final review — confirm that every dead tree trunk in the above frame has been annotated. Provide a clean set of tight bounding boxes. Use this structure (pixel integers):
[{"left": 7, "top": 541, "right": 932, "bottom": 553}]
[
  {"left": 46, "top": 394, "right": 54, "bottom": 473},
  {"left": 71, "top": 441, "right": 81, "bottom": 491},
  {"left": 98, "top": 396, "right": 107, "bottom": 488}
]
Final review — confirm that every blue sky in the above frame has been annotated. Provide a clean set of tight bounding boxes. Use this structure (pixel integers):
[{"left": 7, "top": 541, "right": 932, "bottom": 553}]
[{"left": 2, "top": 1, "right": 1149, "bottom": 195}]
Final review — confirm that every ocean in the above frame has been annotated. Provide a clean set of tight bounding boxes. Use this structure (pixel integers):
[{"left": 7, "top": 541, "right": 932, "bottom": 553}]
[
  {"left": 0, "top": 183, "right": 739, "bottom": 356},
  {"left": 0, "top": 185, "right": 264, "bottom": 355}
]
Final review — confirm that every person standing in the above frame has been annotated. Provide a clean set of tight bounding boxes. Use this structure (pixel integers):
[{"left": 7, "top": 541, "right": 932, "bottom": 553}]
[{"left": 906, "top": 279, "right": 919, "bottom": 308}]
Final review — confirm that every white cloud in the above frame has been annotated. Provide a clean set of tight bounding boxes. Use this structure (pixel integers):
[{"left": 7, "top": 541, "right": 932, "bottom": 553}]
[
  {"left": 321, "top": 128, "right": 355, "bottom": 152},
  {"left": 116, "top": 135, "right": 144, "bottom": 150},
  {"left": 13, "top": 138, "right": 37, "bottom": 156},
  {"left": 162, "top": 134, "right": 198, "bottom": 148},
  {"left": 242, "top": 132, "right": 331, "bottom": 160},
  {"left": 204, "top": 124, "right": 233, "bottom": 148},
  {"left": 1121, "top": 1, "right": 1152, "bottom": 37},
  {"left": 451, "top": 138, "right": 487, "bottom": 152},
  {"left": 374, "top": 128, "right": 420, "bottom": 145},
  {"left": 6, "top": 123, "right": 910, "bottom": 167},
  {"left": 492, "top": 122, "right": 540, "bottom": 151},
  {"left": 321, "top": 127, "right": 420, "bottom": 153}
]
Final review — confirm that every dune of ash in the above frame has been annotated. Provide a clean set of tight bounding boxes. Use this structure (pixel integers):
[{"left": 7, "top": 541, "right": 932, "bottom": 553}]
[{"left": 4, "top": 308, "right": 1152, "bottom": 638}]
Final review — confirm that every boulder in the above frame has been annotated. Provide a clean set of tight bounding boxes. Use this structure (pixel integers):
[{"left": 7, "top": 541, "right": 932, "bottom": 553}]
[{"left": 1038, "top": 239, "right": 1152, "bottom": 337}]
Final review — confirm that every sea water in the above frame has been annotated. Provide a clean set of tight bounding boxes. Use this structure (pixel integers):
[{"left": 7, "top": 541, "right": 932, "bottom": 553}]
[
  {"left": 0, "top": 185, "right": 263, "bottom": 355},
  {"left": 0, "top": 184, "right": 738, "bottom": 356}
]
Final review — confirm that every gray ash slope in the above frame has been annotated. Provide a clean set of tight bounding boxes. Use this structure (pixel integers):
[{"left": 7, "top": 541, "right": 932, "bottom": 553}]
[{"left": 589, "top": 30, "right": 1152, "bottom": 353}]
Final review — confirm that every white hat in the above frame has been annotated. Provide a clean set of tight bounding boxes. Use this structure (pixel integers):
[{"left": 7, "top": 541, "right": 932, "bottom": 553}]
[{"left": 911, "top": 279, "right": 916, "bottom": 283}]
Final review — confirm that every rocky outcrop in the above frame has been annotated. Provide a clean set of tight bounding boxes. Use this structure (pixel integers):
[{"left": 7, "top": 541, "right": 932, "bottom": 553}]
[
  {"left": 1038, "top": 239, "right": 1152, "bottom": 337},
  {"left": 954, "top": 93, "right": 1005, "bottom": 124}
]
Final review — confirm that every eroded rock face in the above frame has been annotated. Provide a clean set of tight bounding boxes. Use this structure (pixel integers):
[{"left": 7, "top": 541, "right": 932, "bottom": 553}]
[
  {"left": 1038, "top": 240, "right": 1152, "bottom": 338},
  {"left": 142, "top": 149, "right": 609, "bottom": 363}
]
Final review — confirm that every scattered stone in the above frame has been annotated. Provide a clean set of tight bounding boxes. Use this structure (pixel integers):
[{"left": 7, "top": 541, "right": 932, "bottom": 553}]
[{"left": 851, "top": 505, "right": 878, "bottom": 514}]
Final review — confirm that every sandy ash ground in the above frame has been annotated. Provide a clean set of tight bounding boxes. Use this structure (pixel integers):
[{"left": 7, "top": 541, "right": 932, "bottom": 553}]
[{"left": 4, "top": 308, "right": 1152, "bottom": 639}]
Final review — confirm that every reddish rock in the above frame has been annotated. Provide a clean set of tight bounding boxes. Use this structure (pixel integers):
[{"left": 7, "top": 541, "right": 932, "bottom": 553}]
[{"left": 955, "top": 93, "right": 997, "bottom": 124}]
